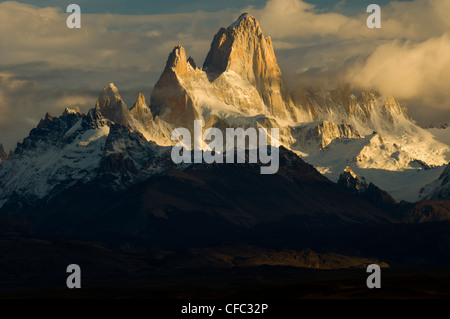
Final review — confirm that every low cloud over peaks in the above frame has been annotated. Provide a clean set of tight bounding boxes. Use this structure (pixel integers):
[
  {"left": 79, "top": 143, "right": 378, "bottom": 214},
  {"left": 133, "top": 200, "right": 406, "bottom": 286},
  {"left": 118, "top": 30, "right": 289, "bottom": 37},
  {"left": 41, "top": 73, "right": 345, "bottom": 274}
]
[
  {"left": 346, "top": 34, "right": 450, "bottom": 109},
  {"left": 252, "top": 0, "right": 450, "bottom": 125}
]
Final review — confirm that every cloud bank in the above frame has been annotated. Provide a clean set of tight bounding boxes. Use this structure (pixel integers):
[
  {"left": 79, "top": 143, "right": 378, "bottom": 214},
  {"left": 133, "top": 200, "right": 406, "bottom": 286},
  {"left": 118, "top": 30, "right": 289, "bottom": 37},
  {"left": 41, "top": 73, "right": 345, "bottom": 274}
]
[{"left": 250, "top": 0, "right": 450, "bottom": 124}]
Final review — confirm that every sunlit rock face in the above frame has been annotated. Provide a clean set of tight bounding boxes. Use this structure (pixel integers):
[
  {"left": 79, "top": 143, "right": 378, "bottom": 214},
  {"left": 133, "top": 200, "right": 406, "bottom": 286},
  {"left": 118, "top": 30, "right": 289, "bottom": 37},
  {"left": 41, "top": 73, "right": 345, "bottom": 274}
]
[
  {"left": 151, "top": 13, "right": 311, "bottom": 130},
  {"left": 203, "top": 13, "right": 301, "bottom": 121}
]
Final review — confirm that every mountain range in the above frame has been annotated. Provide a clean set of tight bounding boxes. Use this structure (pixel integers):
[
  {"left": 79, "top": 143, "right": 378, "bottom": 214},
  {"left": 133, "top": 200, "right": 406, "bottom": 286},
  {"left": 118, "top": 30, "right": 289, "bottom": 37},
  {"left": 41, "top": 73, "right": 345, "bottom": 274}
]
[{"left": 1, "top": 14, "right": 450, "bottom": 277}]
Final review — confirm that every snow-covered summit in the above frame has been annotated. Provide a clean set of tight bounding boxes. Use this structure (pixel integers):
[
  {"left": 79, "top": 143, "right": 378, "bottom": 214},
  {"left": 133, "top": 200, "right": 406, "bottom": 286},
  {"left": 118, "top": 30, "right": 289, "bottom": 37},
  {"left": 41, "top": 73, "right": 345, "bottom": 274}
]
[{"left": 99, "top": 83, "right": 121, "bottom": 105}]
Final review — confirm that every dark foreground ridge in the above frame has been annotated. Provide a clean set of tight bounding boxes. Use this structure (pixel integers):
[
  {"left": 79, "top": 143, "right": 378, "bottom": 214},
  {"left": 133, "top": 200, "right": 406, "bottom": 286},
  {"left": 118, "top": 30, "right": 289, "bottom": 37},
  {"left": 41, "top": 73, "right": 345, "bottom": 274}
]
[{"left": 1, "top": 145, "right": 450, "bottom": 298}]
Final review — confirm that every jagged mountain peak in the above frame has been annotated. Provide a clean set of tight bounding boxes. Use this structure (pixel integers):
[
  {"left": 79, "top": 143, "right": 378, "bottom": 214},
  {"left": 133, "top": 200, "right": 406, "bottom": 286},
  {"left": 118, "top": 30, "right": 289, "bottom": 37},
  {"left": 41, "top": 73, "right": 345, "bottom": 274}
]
[
  {"left": 94, "top": 83, "right": 129, "bottom": 125},
  {"left": 166, "top": 45, "right": 186, "bottom": 67},
  {"left": 339, "top": 166, "right": 367, "bottom": 192},
  {"left": 162, "top": 45, "right": 198, "bottom": 77},
  {"left": 202, "top": 13, "right": 273, "bottom": 76},
  {"left": 62, "top": 106, "right": 82, "bottom": 117},
  {"left": 228, "top": 13, "right": 262, "bottom": 33},
  {"left": 343, "top": 166, "right": 358, "bottom": 179},
  {"left": 130, "top": 92, "right": 152, "bottom": 120},
  {"left": 107, "top": 82, "right": 119, "bottom": 92},
  {"left": 131, "top": 93, "right": 147, "bottom": 110},
  {"left": 166, "top": 14, "right": 301, "bottom": 121},
  {"left": 338, "top": 166, "right": 397, "bottom": 208},
  {"left": 37, "top": 112, "right": 54, "bottom": 129},
  {"left": 96, "top": 83, "right": 123, "bottom": 108}
]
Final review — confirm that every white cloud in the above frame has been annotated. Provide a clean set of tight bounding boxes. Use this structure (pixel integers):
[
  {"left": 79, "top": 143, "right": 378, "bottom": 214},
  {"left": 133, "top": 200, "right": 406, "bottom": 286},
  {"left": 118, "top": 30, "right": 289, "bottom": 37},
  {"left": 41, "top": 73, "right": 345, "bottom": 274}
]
[
  {"left": 345, "top": 34, "right": 450, "bottom": 111},
  {"left": 251, "top": 0, "right": 450, "bottom": 41},
  {"left": 252, "top": 0, "right": 450, "bottom": 125},
  {"left": 0, "top": 1, "right": 236, "bottom": 70},
  {"left": 250, "top": 0, "right": 360, "bottom": 39}
]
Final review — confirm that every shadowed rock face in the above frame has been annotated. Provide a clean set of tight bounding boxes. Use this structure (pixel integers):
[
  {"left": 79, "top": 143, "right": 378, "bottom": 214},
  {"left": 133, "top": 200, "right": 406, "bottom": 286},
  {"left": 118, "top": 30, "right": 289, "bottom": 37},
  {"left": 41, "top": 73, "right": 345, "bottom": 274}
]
[
  {"left": 10, "top": 146, "right": 395, "bottom": 246},
  {"left": 338, "top": 166, "right": 397, "bottom": 209},
  {"left": 403, "top": 200, "right": 450, "bottom": 223}
]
